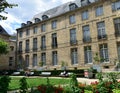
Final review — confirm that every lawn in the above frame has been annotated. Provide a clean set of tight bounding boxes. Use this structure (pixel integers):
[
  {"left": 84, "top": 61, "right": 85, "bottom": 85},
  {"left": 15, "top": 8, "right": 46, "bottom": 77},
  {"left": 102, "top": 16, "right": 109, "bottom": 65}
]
[{"left": 9, "top": 76, "right": 70, "bottom": 90}]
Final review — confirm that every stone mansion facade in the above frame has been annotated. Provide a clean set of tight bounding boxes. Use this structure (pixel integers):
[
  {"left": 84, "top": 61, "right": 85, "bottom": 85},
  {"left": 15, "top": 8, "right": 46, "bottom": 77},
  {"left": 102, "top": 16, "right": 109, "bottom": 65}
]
[{"left": 16, "top": 0, "right": 120, "bottom": 70}]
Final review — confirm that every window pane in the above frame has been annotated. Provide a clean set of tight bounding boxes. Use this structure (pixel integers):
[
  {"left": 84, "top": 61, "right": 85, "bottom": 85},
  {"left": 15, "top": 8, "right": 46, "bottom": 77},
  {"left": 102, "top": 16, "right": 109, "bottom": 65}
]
[
  {"left": 52, "top": 20, "right": 57, "bottom": 29},
  {"left": 41, "top": 24, "right": 46, "bottom": 32},
  {"left": 99, "top": 44, "right": 109, "bottom": 62},
  {"left": 82, "top": 10, "right": 88, "bottom": 20},
  {"left": 84, "top": 46, "right": 92, "bottom": 64},
  {"left": 96, "top": 6, "right": 103, "bottom": 16},
  {"left": 52, "top": 51, "right": 58, "bottom": 65},
  {"left": 71, "top": 48, "right": 78, "bottom": 64},
  {"left": 69, "top": 15, "right": 75, "bottom": 24},
  {"left": 33, "top": 54, "right": 37, "bottom": 66},
  {"left": 41, "top": 53, "right": 46, "bottom": 66},
  {"left": 70, "top": 28, "right": 76, "bottom": 42},
  {"left": 97, "top": 22, "right": 106, "bottom": 36}
]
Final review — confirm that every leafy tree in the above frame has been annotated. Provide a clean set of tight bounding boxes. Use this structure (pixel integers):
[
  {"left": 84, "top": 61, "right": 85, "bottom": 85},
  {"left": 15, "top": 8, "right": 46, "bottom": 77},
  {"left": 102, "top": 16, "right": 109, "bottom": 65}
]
[
  {"left": 0, "top": 0, "right": 17, "bottom": 20},
  {"left": 0, "top": 38, "right": 9, "bottom": 55}
]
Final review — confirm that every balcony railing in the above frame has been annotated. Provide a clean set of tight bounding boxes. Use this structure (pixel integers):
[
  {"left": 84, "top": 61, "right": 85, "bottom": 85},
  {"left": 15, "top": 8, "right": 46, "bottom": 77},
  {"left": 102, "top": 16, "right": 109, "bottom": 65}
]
[
  {"left": 33, "top": 48, "right": 37, "bottom": 52},
  {"left": 115, "top": 32, "right": 120, "bottom": 37},
  {"left": 41, "top": 46, "right": 46, "bottom": 50},
  {"left": 70, "top": 40, "right": 78, "bottom": 45},
  {"left": 83, "top": 37, "right": 91, "bottom": 43},
  {"left": 18, "top": 50, "right": 22, "bottom": 54},
  {"left": 25, "top": 49, "right": 29, "bottom": 53},
  {"left": 51, "top": 44, "right": 58, "bottom": 48},
  {"left": 98, "top": 35, "right": 107, "bottom": 40}
]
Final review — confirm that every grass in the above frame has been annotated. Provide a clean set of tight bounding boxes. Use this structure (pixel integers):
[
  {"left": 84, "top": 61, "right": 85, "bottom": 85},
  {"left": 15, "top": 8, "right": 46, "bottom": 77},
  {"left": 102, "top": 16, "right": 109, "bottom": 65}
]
[{"left": 8, "top": 76, "right": 70, "bottom": 90}]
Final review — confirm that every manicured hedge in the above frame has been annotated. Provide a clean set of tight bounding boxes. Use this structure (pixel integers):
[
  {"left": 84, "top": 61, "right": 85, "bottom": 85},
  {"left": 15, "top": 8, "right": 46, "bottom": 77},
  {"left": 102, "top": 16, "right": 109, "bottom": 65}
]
[{"left": 32, "top": 69, "right": 97, "bottom": 78}]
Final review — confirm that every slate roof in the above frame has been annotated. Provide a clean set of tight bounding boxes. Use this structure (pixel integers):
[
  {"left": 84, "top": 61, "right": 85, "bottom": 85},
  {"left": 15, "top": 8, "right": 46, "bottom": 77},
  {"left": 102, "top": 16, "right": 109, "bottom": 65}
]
[
  {"left": 0, "top": 25, "right": 10, "bottom": 36},
  {"left": 32, "top": 0, "right": 95, "bottom": 21}
]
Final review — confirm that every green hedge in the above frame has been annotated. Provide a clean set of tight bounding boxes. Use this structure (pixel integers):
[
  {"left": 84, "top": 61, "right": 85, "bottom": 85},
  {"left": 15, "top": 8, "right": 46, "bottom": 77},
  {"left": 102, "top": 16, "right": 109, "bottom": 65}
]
[{"left": 32, "top": 69, "right": 97, "bottom": 78}]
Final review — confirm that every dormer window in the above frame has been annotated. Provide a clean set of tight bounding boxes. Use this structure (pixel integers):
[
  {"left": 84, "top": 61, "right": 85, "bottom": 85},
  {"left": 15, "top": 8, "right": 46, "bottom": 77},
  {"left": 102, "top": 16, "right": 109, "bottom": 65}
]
[
  {"left": 21, "top": 23, "right": 26, "bottom": 27},
  {"left": 27, "top": 21, "right": 32, "bottom": 25},
  {"left": 81, "top": 0, "right": 90, "bottom": 7},
  {"left": 35, "top": 18, "right": 41, "bottom": 23},
  {"left": 69, "top": 3, "right": 78, "bottom": 11},
  {"left": 112, "top": 0, "right": 120, "bottom": 11},
  {"left": 42, "top": 15, "right": 49, "bottom": 20}
]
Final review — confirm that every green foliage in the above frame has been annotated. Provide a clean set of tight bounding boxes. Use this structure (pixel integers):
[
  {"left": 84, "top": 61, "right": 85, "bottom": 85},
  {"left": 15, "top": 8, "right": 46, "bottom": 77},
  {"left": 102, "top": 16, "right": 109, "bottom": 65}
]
[
  {"left": 96, "top": 72, "right": 103, "bottom": 82},
  {"left": 0, "top": 76, "right": 11, "bottom": 93},
  {"left": 19, "top": 77, "right": 28, "bottom": 93},
  {"left": 0, "top": 38, "right": 9, "bottom": 55},
  {"left": 69, "top": 73, "right": 81, "bottom": 93},
  {"left": 0, "top": 0, "right": 17, "bottom": 20}
]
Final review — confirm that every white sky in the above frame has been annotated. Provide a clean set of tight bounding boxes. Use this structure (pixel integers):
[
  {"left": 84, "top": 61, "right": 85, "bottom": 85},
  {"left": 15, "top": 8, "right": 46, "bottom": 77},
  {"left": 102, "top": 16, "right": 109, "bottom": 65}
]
[{"left": 0, "top": 0, "right": 74, "bottom": 35}]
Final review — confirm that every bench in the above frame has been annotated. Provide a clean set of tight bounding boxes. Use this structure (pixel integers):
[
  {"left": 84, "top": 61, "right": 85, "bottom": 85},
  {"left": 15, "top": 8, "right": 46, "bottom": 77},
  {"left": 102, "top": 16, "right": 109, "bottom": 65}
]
[
  {"left": 12, "top": 72, "right": 20, "bottom": 75},
  {"left": 40, "top": 72, "right": 51, "bottom": 76}
]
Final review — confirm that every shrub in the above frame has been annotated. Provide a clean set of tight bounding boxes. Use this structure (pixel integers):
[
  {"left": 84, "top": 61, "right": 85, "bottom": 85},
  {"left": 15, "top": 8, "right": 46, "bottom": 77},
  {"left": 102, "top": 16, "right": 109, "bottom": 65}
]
[
  {"left": 0, "top": 76, "right": 11, "bottom": 93},
  {"left": 19, "top": 77, "right": 28, "bottom": 93}
]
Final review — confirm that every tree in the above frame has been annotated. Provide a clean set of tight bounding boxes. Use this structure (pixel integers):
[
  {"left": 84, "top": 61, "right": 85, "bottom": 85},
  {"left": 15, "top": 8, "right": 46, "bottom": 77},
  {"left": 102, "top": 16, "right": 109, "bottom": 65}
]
[
  {"left": 0, "top": 0, "right": 17, "bottom": 20},
  {"left": 0, "top": 38, "right": 9, "bottom": 55}
]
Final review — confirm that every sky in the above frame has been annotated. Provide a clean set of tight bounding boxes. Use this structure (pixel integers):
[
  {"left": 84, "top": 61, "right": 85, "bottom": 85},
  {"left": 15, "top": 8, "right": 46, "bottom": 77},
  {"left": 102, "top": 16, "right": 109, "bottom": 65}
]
[{"left": 0, "top": 0, "right": 74, "bottom": 35}]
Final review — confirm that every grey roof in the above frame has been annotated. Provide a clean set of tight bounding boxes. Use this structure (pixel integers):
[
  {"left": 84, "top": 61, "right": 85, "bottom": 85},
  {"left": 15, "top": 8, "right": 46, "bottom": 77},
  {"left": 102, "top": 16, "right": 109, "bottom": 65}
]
[
  {"left": 32, "top": 0, "right": 95, "bottom": 21},
  {"left": 0, "top": 25, "right": 10, "bottom": 36}
]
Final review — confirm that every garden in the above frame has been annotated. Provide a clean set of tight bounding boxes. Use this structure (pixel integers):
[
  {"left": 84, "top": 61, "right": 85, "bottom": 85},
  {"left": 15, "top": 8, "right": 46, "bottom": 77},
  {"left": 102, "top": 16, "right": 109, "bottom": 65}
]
[{"left": 0, "top": 72, "right": 120, "bottom": 93}]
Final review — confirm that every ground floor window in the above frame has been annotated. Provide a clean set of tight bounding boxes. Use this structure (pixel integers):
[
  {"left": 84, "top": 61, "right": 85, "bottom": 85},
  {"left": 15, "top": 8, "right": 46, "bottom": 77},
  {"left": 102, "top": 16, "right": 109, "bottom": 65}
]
[{"left": 71, "top": 48, "right": 78, "bottom": 65}]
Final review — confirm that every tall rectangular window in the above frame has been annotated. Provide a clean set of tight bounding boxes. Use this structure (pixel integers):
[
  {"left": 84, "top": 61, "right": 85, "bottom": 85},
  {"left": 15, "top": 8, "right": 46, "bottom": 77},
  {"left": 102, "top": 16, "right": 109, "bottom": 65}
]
[
  {"left": 96, "top": 5, "right": 103, "bottom": 16},
  {"left": 99, "top": 44, "right": 109, "bottom": 62},
  {"left": 117, "top": 43, "right": 120, "bottom": 60},
  {"left": 52, "top": 51, "right": 58, "bottom": 66},
  {"left": 25, "top": 55, "right": 29, "bottom": 67},
  {"left": 69, "top": 15, "right": 76, "bottom": 24},
  {"left": 84, "top": 46, "right": 92, "bottom": 64},
  {"left": 114, "top": 18, "right": 120, "bottom": 35},
  {"left": 82, "top": 10, "right": 88, "bottom": 20},
  {"left": 97, "top": 21, "right": 106, "bottom": 39},
  {"left": 52, "top": 20, "right": 57, "bottom": 29},
  {"left": 19, "top": 31, "right": 22, "bottom": 37},
  {"left": 52, "top": 33, "right": 57, "bottom": 48},
  {"left": 26, "top": 29, "right": 30, "bottom": 36},
  {"left": 83, "top": 25, "right": 91, "bottom": 42},
  {"left": 112, "top": 0, "right": 120, "bottom": 11},
  {"left": 33, "top": 38, "right": 37, "bottom": 51},
  {"left": 33, "top": 26, "right": 37, "bottom": 34},
  {"left": 19, "top": 41, "right": 22, "bottom": 53},
  {"left": 41, "top": 53, "right": 46, "bottom": 66},
  {"left": 70, "top": 28, "right": 77, "bottom": 44},
  {"left": 33, "top": 54, "right": 37, "bottom": 67},
  {"left": 41, "top": 24, "right": 46, "bottom": 32},
  {"left": 71, "top": 48, "right": 78, "bottom": 64},
  {"left": 25, "top": 40, "right": 29, "bottom": 52},
  {"left": 41, "top": 36, "right": 46, "bottom": 50},
  {"left": 9, "top": 57, "right": 13, "bottom": 66},
  {"left": 19, "top": 56, "right": 23, "bottom": 69}
]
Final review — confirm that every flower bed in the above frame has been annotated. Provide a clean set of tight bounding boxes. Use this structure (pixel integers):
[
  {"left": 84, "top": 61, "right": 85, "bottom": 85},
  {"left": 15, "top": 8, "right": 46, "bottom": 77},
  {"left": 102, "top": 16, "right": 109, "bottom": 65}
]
[{"left": 35, "top": 73, "right": 120, "bottom": 93}]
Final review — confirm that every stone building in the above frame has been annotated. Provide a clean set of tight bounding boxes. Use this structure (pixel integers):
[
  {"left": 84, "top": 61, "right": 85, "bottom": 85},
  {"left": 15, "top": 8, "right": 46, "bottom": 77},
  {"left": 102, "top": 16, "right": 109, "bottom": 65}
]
[
  {"left": 16, "top": 0, "right": 120, "bottom": 71},
  {"left": 0, "top": 25, "right": 16, "bottom": 70}
]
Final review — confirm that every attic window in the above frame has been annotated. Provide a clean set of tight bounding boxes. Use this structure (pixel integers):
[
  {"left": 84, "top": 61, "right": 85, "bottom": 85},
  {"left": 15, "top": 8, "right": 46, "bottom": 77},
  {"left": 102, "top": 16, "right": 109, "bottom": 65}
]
[
  {"left": 42, "top": 15, "right": 48, "bottom": 20},
  {"left": 69, "top": 3, "right": 78, "bottom": 11},
  {"left": 81, "top": 0, "right": 90, "bottom": 7},
  {"left": 21, "top": 23, "right": 26, "bottom": 27},
  {"left": 35, "top": 18, "right": 41, "bottom": 23},
  {"left": 27, "top": 21, "right": 32, "bottom": 25}
]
